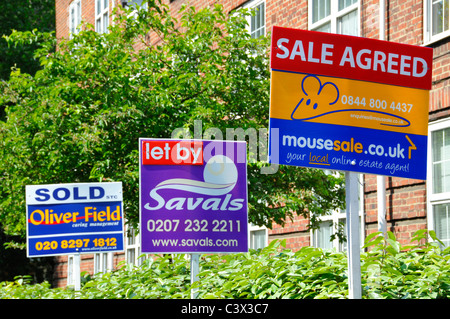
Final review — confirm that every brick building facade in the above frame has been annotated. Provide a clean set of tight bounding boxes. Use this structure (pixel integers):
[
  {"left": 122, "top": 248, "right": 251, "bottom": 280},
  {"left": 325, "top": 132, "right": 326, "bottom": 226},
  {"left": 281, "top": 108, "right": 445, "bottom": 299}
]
[{"left": 52, "top": 0, "right": 450, "bottom": 287}]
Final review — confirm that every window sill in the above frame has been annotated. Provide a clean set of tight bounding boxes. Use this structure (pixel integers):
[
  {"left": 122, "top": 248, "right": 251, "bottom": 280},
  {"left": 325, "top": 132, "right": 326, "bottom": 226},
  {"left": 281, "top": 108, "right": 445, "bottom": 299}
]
[{"left": 423, "top": 31, "right": 450, "bottom": 47}]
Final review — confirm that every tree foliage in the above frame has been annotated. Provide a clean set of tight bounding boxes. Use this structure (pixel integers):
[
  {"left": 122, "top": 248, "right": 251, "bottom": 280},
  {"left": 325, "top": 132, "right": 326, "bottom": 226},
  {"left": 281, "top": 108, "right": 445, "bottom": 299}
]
[{"left": 0, "top": 1, "right": 345, "bottom": 244}]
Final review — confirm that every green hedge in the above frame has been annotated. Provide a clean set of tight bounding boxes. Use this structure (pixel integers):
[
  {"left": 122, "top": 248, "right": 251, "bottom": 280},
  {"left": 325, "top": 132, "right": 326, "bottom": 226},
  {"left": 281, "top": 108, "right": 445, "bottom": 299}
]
[{"left": 1, "top": 230, "right": 449, "bottom": 299}]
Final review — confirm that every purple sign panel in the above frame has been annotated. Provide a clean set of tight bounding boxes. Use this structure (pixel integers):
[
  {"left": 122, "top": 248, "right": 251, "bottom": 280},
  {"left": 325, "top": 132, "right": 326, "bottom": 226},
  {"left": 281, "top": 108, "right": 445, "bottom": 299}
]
[{"left": 139, "top": 139, "right": 248, "bottom": 253}]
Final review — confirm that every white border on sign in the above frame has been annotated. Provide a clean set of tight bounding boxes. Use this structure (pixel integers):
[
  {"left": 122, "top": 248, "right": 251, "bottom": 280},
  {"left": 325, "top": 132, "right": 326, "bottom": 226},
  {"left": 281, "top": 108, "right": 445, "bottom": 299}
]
[
  {"left": 138, "top": 138, "right": 249, "bottom": 254},
  {"left": 26, "top": 182, "right": 123, "bottom": 205}
]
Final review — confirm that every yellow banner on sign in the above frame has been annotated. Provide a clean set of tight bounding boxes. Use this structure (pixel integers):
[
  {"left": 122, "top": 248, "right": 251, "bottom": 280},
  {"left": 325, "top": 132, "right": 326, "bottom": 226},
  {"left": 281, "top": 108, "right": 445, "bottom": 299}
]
[{"left": 270, "top": 70, "right": 429, "bottom": 136}]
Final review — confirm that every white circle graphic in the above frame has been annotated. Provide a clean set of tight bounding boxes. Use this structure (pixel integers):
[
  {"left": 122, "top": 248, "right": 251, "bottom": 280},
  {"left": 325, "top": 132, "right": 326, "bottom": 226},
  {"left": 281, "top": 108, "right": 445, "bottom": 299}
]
[{"left": 203, "top": 155, "right": 237, "bottom": 185}]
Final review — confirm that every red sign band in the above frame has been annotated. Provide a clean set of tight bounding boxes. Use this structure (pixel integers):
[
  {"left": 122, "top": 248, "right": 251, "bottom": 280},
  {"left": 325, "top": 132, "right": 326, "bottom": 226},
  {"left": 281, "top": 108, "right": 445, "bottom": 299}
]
[
  {"left": 142, "top": 140, "right": 204, "bottom": 165},
  {"left": 270, "top": 26, "right": 433, "bottom": 90}
]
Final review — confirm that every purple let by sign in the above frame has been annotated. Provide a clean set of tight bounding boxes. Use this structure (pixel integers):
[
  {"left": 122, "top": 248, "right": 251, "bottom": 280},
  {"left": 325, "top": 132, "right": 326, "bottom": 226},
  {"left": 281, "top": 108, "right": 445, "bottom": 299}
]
[{"left": 139, "top": 139, "right": 248, "bottom": 254}]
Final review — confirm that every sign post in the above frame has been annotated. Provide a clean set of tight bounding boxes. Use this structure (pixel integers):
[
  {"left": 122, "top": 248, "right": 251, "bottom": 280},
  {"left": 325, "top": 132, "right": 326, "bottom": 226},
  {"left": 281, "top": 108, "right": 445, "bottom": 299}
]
[
  {"left": 190, "top": 253, "right": 200, "bottom": 299},
  {"left": 139, "top": 139, "right": 248, "bottom": 297},
  {"left": 268, "top": 26, "right": 433, "bottom": 298},
  {"left": 26, "top": 182, "right": 124, "bottom": 288},
  {"left": 346, "top": 172, "right": 361, "bottom": 299},
  {"left": 73, "top": 252, "right": 81, "bottom": 291}
]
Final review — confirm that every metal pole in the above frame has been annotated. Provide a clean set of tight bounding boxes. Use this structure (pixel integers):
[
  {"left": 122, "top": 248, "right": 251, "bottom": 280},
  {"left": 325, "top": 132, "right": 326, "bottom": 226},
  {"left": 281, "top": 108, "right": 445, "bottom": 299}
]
[
  {"left": 73, "top": 252, "right": 81, "bottom": 291},
  {"left": 377, "top": 176, "right": 387, "bottom": 236},
  {"left": 345, "top": 172, "right": 362, "bottom": 299},
  {"left": 190, "top": 253, "right": 200, "bottom": 299},
  {"left": 378, "top": 0, "right": 388, "bottom": 238}
]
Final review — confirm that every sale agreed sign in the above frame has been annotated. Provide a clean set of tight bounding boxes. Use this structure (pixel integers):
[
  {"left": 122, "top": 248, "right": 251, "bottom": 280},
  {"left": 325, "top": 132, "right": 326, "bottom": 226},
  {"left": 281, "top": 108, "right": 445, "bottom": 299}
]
[
  {"left": 26, "top": 182, "right": 124, "bottom": 257},
  {"left": 139, "top": 139, "right": 248, "bottom": 254},
  {"left": 269, "top": 26, "right": 433, "bottom": 179}
]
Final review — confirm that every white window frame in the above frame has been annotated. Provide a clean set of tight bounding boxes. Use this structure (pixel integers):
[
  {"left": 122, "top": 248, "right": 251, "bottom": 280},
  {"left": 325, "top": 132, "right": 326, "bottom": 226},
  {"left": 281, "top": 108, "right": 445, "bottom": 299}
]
[
  {"left": 125, "top": 226, "right": 147, "bottom": 266},
  {"left": 124, "top": 0, "right": 148, "bottom": 12},
  {"left": 311, "top": 210, "right": 364, "bottom": 251},
  {"left": 67, "top": 255, "right": 75, "bottom": 286},
  {"left": 94, "top": 252, "right": 113, "bottom": 274},
  {"left": 424, "top": 0, "right": 450, "bottom": 45},
  {"left": 248, "top": 224, "right": 268, "bottom": 250},
  {"left": 311, "top": 174, "right": 364, "bottom": 251},
  {"left": 95, "top": 0, "right": 110, "bottom": 34},
  {"left": 427, "top": 118, "right": 450, "bottom": 247},
  {"left": 243, "top": 0, "right": 266, "bottom": 38},
  {"left": 69, "top": 0, "right": 82, "bottom": 37},
  {"left": 312, "top": 215, "right": 343, "bottom": 251},
  {"left": 308, "top": 0, "right": 360, "bottom": 36},
  {"left": 122, "top": 0, "right": 148, "bottom": 21}
]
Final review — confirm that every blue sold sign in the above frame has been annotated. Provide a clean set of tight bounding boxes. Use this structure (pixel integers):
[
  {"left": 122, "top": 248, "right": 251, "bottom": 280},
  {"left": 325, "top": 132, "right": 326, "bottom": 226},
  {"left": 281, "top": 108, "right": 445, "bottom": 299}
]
[{"left": 26, "top": 182, "right": 124, "bottom": 257}]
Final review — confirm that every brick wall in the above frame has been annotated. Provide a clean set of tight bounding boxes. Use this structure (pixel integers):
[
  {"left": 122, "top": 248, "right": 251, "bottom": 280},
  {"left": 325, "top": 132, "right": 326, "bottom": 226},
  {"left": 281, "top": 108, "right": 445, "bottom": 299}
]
[
  {"left": 55, "top": 0, "right": 70, "bottom": 40},
  {"left": 56, "top": 0, "right": 122, "bottom": 40},
  {"left": 430, "top": 41, "right": 450, "bottom": 122},
  {"left": 361, "top": 0, "right": 380, "bottom": 39},
  {"left": 265, "top": 0, "right": 308, "bottom": 30},
  {"left": 360, "top": 0, "right": 427, "bottom": 246},
  {"left": 364, "top": 175, "right": 427, "bottom": 246},
  {"left": 53, "top": 253, "right": 125, "bottom": 287},
  {"left": 269, "top": 214, "right": 311, "bottom": 250},
  {"left": 386, "top": 0, "right": 423, "bottom": 44}
]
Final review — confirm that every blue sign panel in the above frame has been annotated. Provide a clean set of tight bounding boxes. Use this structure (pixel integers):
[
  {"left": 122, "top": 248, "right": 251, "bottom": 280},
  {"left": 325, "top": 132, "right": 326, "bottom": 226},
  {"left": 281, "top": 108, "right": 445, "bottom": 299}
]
[
  {"left": 26, "top": 182, "right": 124, "bottom": 257},
  {"left": 269, "top": 119, "right": 427, "bottom": 180}
]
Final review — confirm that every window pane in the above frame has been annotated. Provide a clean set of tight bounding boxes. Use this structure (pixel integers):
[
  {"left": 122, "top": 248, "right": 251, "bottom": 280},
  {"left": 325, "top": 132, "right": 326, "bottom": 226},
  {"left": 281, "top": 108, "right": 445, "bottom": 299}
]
[
  {"left": 338, "top": 218, "right": 347, "bottom": 251},
  {"left": 313, "top": 0, "right": 330, "bottom": 23},
  {"left": 103, "top": 12, "right": 109, "bottom": 33},
  {"left": 433, "top": 162, "right": 443, "bottom": 193},
  {"left": 250, "top": 229, "right": 266, "bottom": 249},
  {"left": 67, "top": 256, "right": 74, "bottom": 285},
  {"left": 127, "top": 235, "right": 135, "bottom": 245},
  {"left": 94, "top": 254, "right": 100, "bottom": 273},
  {"left": 316, "top": 220, "right": 333, "bottom": 249},
  {"left": 77, "top": 2, "right": 81, "bottom": 26},
  {"left": 96, "top": 18, "right": 101, "bottom": 33},
  {"left": 71, "top": 8, "right": 75, "bottom": 34},
  {"left": 433, "top": 129, "right": 444, "bottom": 162},
  {"left": 250, "top": 2, "right": 265, "bottom": 38},
  {"left": 97, "top": 0, "right": 101, "bottom": 15},
  {"left": 128, "top": 0, "right": 147, "bottom": 10},
  {"left": 432, "top": 0, "right": 450, "bottom": 36},
  {"left": 314, "top": 22, "right": 331, "bottom": 33},
  {"left": 127, "top": 249, "right": 136, "bottom": 264},
  {"left": 259, "top": 3, "right": 265, "bottom": 32},
  {"left": 338, "top": 9, "right": 358, "bottom": 36},
  {"left": 433, "top": 203, "right": 450, "bottom": 247},
  {"left": 432, "top": 128, "right": 450, "bottom": 193},
  {"left": 70, "top": 1, "right": 82, "bottom": 36},
  {"left": 339, "top": 0, "right": 357, "bottom": 11}
]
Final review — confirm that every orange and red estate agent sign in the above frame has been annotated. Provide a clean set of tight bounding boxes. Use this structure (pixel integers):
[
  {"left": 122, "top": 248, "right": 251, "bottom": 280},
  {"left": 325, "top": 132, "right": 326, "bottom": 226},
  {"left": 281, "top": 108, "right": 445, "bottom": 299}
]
[{"left": 269, "top": 26, "right": 433, "bottom": 179}]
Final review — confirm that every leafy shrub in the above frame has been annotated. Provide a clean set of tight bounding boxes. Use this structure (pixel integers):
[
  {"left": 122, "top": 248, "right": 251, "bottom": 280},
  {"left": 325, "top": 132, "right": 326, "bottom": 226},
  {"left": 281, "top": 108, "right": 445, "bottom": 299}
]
[
  {"left": 1, "top": 230, "right": 449, "bottom": 299},
  {"left": 361, "top": 230, "right": 450, "bottom": 299}
]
